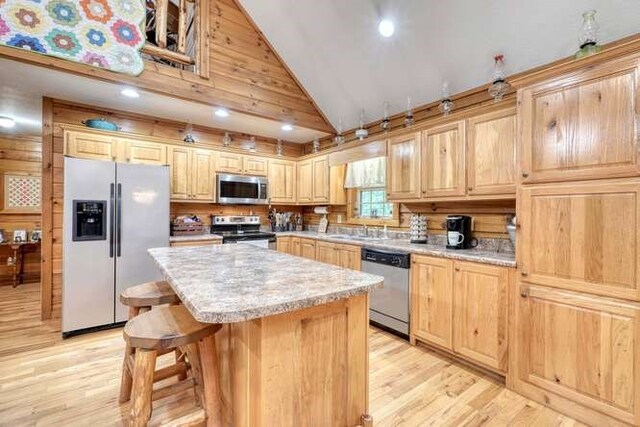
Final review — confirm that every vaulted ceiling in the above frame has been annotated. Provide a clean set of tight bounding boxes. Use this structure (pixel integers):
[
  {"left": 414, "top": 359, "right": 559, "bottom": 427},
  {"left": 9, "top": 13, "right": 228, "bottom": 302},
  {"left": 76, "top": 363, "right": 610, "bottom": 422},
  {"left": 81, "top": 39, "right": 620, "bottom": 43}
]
[{"left": 239, "top": 0, "right": 640, "bottom": 130}]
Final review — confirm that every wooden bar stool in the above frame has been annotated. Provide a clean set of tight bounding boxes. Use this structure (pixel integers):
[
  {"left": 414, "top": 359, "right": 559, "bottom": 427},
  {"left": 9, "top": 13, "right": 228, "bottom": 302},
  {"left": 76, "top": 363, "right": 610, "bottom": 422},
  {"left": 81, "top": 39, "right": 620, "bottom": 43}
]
[
  {"left": 119, "top": 281, "right": 183, "bottom": 403},
  {"left": 124, "top": 305, "right": 223, "bottom": 427}
]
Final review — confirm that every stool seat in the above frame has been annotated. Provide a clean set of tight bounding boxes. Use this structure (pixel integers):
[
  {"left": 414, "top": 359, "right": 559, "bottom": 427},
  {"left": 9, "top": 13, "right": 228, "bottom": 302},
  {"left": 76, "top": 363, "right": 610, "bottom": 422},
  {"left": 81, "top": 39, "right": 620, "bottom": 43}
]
[
  {"left": 120, "top": 281, "right": 180, "bottom": 307},
  {"left": 124, "top": 305, "right": 221, "bottom": 351}
]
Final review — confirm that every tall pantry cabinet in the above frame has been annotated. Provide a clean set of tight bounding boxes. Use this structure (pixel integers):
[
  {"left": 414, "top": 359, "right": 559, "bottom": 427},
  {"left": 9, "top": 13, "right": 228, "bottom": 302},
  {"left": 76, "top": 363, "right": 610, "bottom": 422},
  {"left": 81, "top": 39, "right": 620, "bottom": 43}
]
[{"left": 512, "top": 54, "right": 640, "bottom": 426}]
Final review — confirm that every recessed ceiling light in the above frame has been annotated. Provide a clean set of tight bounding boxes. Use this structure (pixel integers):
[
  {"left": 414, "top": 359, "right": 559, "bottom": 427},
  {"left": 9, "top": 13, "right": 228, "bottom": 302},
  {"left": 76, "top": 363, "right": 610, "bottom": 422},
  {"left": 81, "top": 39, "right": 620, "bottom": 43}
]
[
  {"left": 0, "top": 116, "right": 16, "bottom": 128},
  {"left": 214, "top": 108, "right": 229, "bottom": 118},
  {"left": 378, "top": 19, "right": 395, "bottom": 38},
  {"left": 121, "top": 88, "right": 140, "bottom": 98},
  {"left": 281, "top": 124, "right": 293, "bottom": 132}
]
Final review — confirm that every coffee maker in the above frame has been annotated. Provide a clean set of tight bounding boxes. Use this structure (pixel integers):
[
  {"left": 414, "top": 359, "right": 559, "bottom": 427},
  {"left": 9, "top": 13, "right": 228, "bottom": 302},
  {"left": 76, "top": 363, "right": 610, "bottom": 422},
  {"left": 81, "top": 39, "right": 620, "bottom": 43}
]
[{"left": 446, "top": 215, "right": 472, "bottom": 249}]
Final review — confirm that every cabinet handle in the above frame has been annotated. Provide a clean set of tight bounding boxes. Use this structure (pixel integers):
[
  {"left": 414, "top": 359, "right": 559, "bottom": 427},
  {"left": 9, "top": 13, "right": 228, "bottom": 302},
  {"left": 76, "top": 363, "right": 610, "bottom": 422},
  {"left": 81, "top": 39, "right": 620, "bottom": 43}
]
[
  {"left": 454, "top": 267, "right": 460, "bottom": 272},
  {"left": 520, "top": 288, "right": 529, "bottom": 298},
  {"left": 522, "top": 172, "right": 529, "bottom": 178},
  {"left": 521, "top": 271, "right": 528, "bottom": 277},
  {"left": 468, "top": 187, "right": 473, "bottom": 191}
]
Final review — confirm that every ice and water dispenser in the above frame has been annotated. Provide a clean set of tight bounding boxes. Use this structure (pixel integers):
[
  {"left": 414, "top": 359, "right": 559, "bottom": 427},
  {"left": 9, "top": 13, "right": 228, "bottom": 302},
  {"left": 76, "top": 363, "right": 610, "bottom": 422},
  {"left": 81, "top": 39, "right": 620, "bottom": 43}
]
[{"left": 72, "top": 200, "right": 107, "bottom": 241}]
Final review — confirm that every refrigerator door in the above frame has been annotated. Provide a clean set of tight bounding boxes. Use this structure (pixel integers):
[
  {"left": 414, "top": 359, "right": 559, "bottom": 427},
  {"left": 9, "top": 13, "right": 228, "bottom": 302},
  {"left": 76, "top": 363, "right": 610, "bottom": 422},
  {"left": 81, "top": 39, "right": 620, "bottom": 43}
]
[
  {"left": 114, "top": 163, "right": 170, "bottom": 322},
  {"left": 63, "top": 157, "right": 116, "bottom": 333}
]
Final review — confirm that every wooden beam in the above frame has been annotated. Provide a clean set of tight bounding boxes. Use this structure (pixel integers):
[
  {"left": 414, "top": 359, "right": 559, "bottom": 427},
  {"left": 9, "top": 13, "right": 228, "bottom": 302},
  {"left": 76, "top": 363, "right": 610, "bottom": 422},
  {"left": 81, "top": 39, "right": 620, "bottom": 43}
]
[
  {"left": 141, "top": 43, "right": 194, "bottom": 66},
  {"left": 195, "top": 0, "right": 210, "bottom": 78},
  {"left": 155, "top": 0, "right": 168, "bottom": 49},
  {"left": 40, "top": 97, "right": 54, "bottom": 320},
  {"left": 177, "top": 0, "right": 188, "bottom": 54}
]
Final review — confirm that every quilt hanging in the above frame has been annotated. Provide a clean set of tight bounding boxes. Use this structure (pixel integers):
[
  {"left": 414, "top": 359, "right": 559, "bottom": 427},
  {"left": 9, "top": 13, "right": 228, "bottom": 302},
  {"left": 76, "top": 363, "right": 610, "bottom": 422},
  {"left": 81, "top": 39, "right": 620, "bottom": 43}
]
[{"left": 0, "top": 0, "right": 145, "bottom": 75}]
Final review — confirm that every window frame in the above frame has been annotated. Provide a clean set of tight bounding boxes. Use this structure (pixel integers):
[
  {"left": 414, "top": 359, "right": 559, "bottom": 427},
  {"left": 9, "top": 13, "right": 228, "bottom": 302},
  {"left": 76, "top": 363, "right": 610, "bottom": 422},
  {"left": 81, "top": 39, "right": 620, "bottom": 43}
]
[{"left": 346, "top": 188, "right": 400, "bottom": 227}]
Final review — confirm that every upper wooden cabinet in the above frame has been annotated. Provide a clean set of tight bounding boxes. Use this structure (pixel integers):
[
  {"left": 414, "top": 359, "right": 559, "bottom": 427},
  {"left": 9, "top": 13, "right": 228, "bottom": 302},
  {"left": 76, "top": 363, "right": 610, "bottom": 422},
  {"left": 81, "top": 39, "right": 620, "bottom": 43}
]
[
  {"left": 453, "top": 261, "right": 509, "bottom": 373},
  {"left": 467, "top": 109, "right": 516, "bottom": 196},
  {"left": 168, "top": 146, "right": 215, "bottom": 202},
  {"left": 243, "top": 156, "right": 268, "bottom": 176},
  {"left": 514, "top": 284, "right": 640, "bottom": 426},
  {"left": 329, "top": 165, "right": 347, "bottom": 205},
  {"left": 123, "top": 139, "right": 167, "bottom": 165},
  {"left": 411, "top": 255, "right": 454, "bottom": 350},
  {"left": 519, "top": 179, "right": 640, "bottom": 301},
  {"left": 65, "top": 130, "right": 118, "bottom": 162},
  {"left": 268, "top": 159, "right": 296, "bottom": 204},
  {"left": 519, "top": 56, "right": 640, "bottom": 183},
  {"left": 297, "top": 155, "right": 329, "bottom": 204},
  {"left": 422, "top": 121, "right": 466, "bottom": 198},
  {"left": 387, "top": 133, "right": 422, "bottom": 200}
]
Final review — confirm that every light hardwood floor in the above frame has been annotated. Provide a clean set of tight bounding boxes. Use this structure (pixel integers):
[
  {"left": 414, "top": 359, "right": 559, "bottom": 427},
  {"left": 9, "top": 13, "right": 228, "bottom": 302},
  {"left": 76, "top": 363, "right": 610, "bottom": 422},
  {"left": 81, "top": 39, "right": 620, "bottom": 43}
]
[{"left": 0, "top": 283, "right": 583, "bottom": 426}]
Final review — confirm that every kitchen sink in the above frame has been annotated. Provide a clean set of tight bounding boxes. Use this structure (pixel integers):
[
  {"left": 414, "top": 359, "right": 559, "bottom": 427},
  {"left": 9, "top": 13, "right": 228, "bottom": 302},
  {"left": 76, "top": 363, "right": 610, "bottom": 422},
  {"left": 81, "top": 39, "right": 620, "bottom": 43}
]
[{"left": 326, "top": 234, "right": 388, "bottom": 242}]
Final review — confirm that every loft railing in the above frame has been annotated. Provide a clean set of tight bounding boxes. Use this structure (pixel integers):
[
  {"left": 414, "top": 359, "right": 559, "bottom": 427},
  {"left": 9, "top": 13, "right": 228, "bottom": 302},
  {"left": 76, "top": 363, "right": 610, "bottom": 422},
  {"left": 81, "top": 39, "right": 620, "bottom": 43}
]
[{"left": 141, "top": 0, "right": 209, "bottom": 77}]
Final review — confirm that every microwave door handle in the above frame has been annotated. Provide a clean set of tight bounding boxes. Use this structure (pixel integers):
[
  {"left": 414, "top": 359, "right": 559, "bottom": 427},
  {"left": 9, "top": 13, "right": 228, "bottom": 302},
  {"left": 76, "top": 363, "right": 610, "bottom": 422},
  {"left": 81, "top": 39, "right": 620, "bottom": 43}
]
[{"left": 109, "top": 183, "right": 115, "bottom": 258}]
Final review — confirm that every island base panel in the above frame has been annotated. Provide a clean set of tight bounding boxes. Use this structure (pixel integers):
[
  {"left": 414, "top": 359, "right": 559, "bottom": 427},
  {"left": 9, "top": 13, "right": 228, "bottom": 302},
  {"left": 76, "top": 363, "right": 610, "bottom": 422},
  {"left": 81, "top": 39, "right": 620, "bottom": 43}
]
[{"left": 215, "top": 294, "right": 370, "bottom": 426}]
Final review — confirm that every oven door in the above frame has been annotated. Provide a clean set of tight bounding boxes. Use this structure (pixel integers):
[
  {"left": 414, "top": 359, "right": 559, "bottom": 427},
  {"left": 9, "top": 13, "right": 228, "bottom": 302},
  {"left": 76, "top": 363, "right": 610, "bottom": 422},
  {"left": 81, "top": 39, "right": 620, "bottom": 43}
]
[{"left": 217, "top": 174, "right": 268, "bottom": 205}]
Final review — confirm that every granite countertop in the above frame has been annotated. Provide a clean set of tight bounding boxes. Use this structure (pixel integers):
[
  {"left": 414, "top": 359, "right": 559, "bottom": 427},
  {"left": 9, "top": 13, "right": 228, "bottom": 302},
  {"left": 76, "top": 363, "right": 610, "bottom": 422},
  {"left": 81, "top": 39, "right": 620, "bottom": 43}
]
[
  {"left": 148, "top": 244, "right": 383, "bottom": 324},
  {"left": 169, "top": 233, "right": 223, "bottom": 243},
  {"left": 276, "top": 231, "right": 516, "bottom": 268}
]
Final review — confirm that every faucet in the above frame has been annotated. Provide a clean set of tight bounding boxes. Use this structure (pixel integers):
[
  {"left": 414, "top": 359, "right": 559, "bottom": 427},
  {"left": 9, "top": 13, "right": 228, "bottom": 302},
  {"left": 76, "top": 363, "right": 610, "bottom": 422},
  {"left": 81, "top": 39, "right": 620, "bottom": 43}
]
[{"left": 362, "top": 225, "right": 368, "bottom": 237}]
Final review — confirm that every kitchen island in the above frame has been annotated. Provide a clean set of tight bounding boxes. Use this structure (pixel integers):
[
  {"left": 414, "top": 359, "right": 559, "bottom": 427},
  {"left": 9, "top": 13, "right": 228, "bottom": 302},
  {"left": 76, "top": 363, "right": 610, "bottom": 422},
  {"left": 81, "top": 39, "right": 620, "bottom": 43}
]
[{"left": 148, "top": 244, "right": 383, "bottom": 426}]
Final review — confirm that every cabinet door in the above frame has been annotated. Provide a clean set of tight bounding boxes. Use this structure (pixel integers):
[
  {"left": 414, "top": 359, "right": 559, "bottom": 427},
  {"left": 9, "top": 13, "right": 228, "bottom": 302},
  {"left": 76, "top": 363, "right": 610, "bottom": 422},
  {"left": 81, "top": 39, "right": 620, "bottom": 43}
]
[
  {"left": 312, "top": 156, "right": 329, "bottom": 203},
  {"left": 268, "top": 160, "right": 296, "bottom": 204},
  {"left": 410, "top": 255, "right": 453, "bottom": 349},
  {"left": 467, "top": 109, "right": 516, "bottom": 196},
  {"left": 216, "top": 152, "right": 242, "bottom": 174},
  {"left": 514, "top": 284, "right": 640, "bottom": 425},
  {"left": 191, "top": 149, "right": 216, "bottom": 201},
  {"left": 299, "top": 238, "right": 316, "bottom": 260},
  {"left": 65, "top": 130, "right": 118, "bottom": 162},
  {"left": 276, "top": 237, "right": 291, "bottom": 254},
  {"left": 329, "top": 165, "right": 347, "bottom": 205},
  {"left": 123, "top": 139, "right": 167, "bottom": 165},
  {"left": 387, "top": 133, "right": 421, "bottom": 200},
  {"left": 519, "top": 56, "right": 640, "bottom": 183},
  {"left": 519, "top": 179, "right": 640, "bottom": 301},
  {"left": 243, "top": 156, "right": 268, "bottom": 176},
  {"left": 422, "top": 121, "right": 466, "bottom": 198},
  {"left": 315, "top": 241, "right": 336, "bottom": 265},
  {"left": 453, "top": 261, "right": 509, "bottom": 372},
  {"left": 290, "top": 237, "right": 301, "bottom": 256},
  {"left": 297, "top": 160, "right": 313, "bottom": 203},
  {"left": 337, "top": 244, "right": 361, "bottom": 271},
  {"left": 167, "top": 146, "right": 191, "bottom": 200}
]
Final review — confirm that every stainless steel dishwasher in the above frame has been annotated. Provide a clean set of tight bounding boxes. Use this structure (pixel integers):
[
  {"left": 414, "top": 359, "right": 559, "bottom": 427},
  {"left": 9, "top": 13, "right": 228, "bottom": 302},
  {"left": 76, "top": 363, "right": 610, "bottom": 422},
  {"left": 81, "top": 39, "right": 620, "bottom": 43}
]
[{"left": 361, "top": 247, "right": 411, "bottom": 339}]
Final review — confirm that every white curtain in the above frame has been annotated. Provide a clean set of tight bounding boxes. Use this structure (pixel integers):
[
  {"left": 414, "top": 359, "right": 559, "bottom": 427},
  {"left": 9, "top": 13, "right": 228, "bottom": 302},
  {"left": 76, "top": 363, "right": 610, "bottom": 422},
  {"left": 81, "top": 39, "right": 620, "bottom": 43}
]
[{"left": 344, "top": 157, "right": 386, "bottom": 189}]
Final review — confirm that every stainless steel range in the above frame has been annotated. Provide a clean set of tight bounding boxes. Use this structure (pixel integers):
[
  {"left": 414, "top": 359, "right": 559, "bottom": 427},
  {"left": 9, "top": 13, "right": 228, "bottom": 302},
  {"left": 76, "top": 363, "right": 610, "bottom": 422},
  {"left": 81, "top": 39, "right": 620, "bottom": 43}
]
[{"left": 211, "top": 215, "right": 276, "bottom": 249}]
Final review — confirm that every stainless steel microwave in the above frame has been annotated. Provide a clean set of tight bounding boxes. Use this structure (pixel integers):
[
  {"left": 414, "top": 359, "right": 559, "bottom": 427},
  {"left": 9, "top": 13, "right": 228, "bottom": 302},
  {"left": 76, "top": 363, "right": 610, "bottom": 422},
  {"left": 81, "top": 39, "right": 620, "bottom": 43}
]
[{"left": 217, "top": 174, "right": 269, "bottom": 205}]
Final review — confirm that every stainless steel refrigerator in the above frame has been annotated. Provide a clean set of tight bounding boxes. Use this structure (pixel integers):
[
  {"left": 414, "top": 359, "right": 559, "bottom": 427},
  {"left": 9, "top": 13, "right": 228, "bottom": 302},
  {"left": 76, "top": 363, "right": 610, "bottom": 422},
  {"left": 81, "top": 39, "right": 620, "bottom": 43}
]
[{"left": 62, "top": 157, "right": 169, "bottom": 336}]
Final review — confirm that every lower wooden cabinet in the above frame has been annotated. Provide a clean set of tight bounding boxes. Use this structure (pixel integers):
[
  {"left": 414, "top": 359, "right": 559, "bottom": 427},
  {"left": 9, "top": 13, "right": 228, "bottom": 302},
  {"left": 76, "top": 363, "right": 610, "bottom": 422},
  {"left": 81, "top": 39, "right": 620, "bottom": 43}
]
[
  {"left": 512, "top": 283, "right": 640, "bottom": 426},
  {"left": 411, "top": 255, "right": 512, "bottom": 374},
  {"left": 276, "top": 236, "right": 291, "bottom": 254},
  {"left": 316, "top": 241, "right": 336, "bottom": 265},
  {"left": 276, "top": 237, "right": 361, "bottom": 270},
  {"left": 299, "top": 238, "right": 317, "bottom": 260}
]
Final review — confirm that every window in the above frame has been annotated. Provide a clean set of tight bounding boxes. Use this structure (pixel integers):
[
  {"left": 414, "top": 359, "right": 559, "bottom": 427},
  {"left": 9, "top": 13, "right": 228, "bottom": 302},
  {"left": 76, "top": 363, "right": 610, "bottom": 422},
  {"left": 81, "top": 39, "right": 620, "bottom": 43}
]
[{"left": 356, "top": 188, "right": 393, "bottom": 219}]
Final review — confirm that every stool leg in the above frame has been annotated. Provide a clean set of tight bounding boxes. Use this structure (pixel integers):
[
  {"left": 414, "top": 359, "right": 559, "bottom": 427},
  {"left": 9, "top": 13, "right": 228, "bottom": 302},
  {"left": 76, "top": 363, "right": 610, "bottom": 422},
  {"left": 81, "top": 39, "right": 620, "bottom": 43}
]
[
  {"left": 175, "top": 347, "right": 188, "bottom": 381},
  {"left": 129, "top": 349, "right": 157, "bottom": 427},
  {"left": 198, "top": 334, "right": 223, "bottom": 427},
  {"left": 183, "top": 343, "right": 204, "bottom": 407},
  {"left": 119, "top": 307, "right": 141, "bottom": 403}
]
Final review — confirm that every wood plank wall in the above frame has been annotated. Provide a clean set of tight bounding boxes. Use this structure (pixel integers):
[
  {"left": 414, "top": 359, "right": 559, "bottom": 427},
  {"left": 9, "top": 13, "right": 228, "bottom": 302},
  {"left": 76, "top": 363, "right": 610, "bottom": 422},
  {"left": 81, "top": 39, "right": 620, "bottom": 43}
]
[
  {"left": 302, "top": 200, "right": 515, "bottom": 240},
  {"left": 0, "top": 0, "right": 333, "bottom": 133},
  {"left": 0, "top": 134, "right": 42, "bottom": 286}
]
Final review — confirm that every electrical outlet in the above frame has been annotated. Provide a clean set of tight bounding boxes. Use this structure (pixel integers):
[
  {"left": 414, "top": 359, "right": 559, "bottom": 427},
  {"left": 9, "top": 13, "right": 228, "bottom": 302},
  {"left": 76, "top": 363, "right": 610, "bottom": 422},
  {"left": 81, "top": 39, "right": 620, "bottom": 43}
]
[{"left": 337, "top": 214, "right": 342, "bottom": 224}]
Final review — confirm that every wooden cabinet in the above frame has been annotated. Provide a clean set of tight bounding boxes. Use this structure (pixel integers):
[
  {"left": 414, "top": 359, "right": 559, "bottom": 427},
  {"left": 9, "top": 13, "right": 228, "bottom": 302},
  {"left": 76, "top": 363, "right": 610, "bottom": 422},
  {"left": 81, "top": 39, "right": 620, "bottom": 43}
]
[
  {"left": 268, "top": 159, "right": 296, "bottom": 204},
  {"left": 519, "top": 56, "right": 640, "bottom": 184},
  {"left": 216, "top": 152, "right": 268, "bottom": 176},
  {"left": 453, "top": 261, "right": 509, "bottom": 373},
  {"left": 513, "top": 284, "right": 640, "bottom": 426},
  {"left": 387, "top": 133, "right": 421, "bottom": 200},
  {"left": 299, "top": 238, "right": 316, "bottom": 259},
  {"left": 65, "top": 130, "right": 118, "bottom": 161},
  {"left": 336, "top": 244, "right": 361, "bottom": 270},
  {"left": 243, "top": 156, "right": 268, "bottom": 176},
  {"left": 297, "top": 156, "right": 329, "bottom": 204},
  {"left": 315, "top": 241, "right": 336, "bottom": 265},
  {"left": 290, "top": 237, "right": 301, "bottom": 256},
  {"left": 312, "top": 156, "right": 329, "bottom": 203},
  {"left": 466, "top": 109, "right": 516, "bottom": 196},
  {"left": 168, "top": 146, "right": 215, "bottom": 202},
  {"left": 276, "top": 236, "right": 291, "bottom": 253},
  {"left": 329, "top": 165, "right": 347, "bottom": 205},
  {"left": 215, "top": 152, "right": 242, "bottom": 174},
  {"left": 411, "top": 255, "right": 512, "bottom": 373},
  {"left": 519, "top": 179, "right": 640, "bottom": 301},
  {"left": 411, "top": 255, "right": 454, "bottom": 350},
  {"left": 123, "top": 139, "right": 167, "bottom": 165},
  {"left": 422, "top": 121, "right": 466, "bottom": 198}
]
